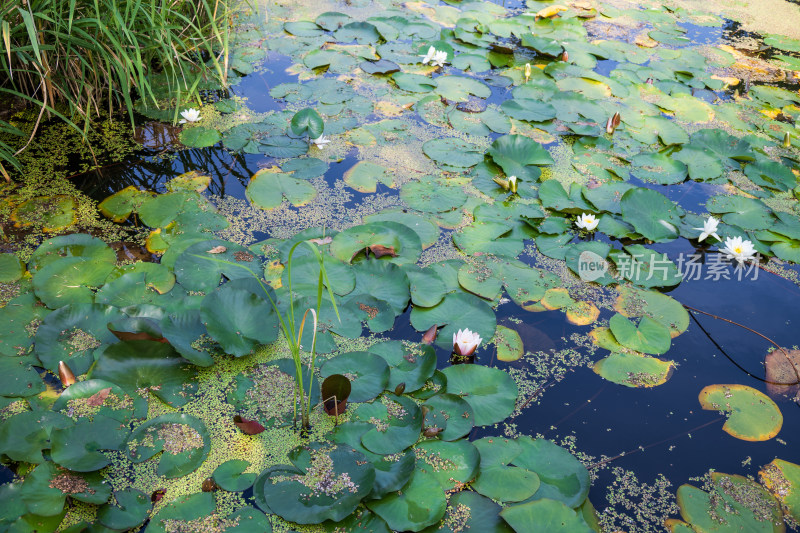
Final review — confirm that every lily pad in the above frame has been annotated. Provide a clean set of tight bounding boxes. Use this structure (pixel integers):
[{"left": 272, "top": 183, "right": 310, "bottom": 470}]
[
  {"left": 619, "top": 188, "right": 682, "bottom": 242},
  {"left": 369, "top": 341, "right": 437, "bottom": 393},
  {"left": 421, "top": 393, "right": 474, "bottom": 441},
  {"left": 441, "top": 365, "right": 517, "bottom": 427},
  {"left": 698, "top": 384, "right": 783, "bottom": 441},
  {"left": 760, "top": 458, "right": 800, "bottom": 522},
  {"left": 353, "top": 393, "right": 423, "bottom": 455},
  {"left": 247, "top": 168, "right": 318, "bottom": 209},
  {"left": 500, "top": 499, "right": 592, "bottom": 533},
  {"left": 593, "top": 351, "right": 675, "bottom": 387},
  {"left": 125, "top": 413, "right": 210, "bottom": 478},
  {"left": 410, "top": 292, "right": 497, "bottom": 352},
  {"left": 213, "top": 460, "right": 257, "bottom": 492},
  {"left": 320, "top": 351, "right": 390, "bottom": 403},
  {"left": 495, "top": 325, "right": 524, "bottom": 362},
  {"left": 414, "top": 439, "right": 480, "bottom": 491},
  {"left": 367, "top": 470, "right": 447, "bottom": 532},
  {"left": 487, "top": 135, "right": 553, "bottom": 180},
  {"left": 609, "top": 313, "right": 671, "bottom": 355},
  {"left": 97, "top": 488, "right": 152, "bottom": 530}
]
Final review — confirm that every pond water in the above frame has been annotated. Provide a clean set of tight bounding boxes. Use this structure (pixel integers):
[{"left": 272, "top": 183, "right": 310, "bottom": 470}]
[{"left": 4, "top": 0, "right": 800, "bottom": 530}]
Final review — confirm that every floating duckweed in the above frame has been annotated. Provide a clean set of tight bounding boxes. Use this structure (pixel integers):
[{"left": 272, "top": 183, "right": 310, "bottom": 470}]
[
  {"left": 716, "top": 474, "right": 781, "bottom": 523},
  {"left": 163, "top": 515, "right": 240, "bottom": 533},
  {"left": 61, "top": 328, "right": 102, "bottom": 354},
  {"left": 244, "top": 365, "right": 298, "bottom": 420},
  {"left": 382, "top": 398, "right": 408, "bottom": 420},
  {"left": 0, "top": 281, "right": 22, "bottom": 307},
  {"left": 600, "top": 468, "right": 678, "bottom": 532},
  {"left": 367, "top": 416, "right": 389, "bottom": 433},
  {"left": 65, "top": 392, "right": 133, "bottom": 419},
  {"left": 0, "top": 399, "right": 28, "bottom": 422},
  {"left": 157, "top": 424, "right": 205, "bottom": 455},
  {"left": 275, "top": 447, "right": 358, "bottom": 498},
  {"left": 49, "top": 471, "right": 90, "bottom": 494},
  {"left": 415, "top": 447, "right": 456, "bottom": 473},
  {"left": 24, "top": 317, "right": 42, "bottom": 338},
  {"left": 442, "top": 502, "right": 472, "bottom": 533}
]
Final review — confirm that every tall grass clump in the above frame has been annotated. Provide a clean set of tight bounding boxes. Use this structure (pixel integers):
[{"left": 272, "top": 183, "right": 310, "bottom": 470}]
[{"left": 0, "top": 0, "right": 233, "bottom": 179}]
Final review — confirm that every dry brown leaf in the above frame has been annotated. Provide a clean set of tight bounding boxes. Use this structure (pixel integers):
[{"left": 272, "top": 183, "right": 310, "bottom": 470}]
[
  {"left": 86, "top": 387, "right": 112, "bottom": 407},
  {"left": 308, "top": 236, "right": 333, "bottom": 246},
  {"left": 207, "top": 246, "right": 227, "bottom": 254}
]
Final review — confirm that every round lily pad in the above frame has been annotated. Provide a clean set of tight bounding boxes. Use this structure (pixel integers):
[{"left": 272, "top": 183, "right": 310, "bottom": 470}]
[
  {"left": 173, "top": 239, "right": 263, "bottom": 292},
  {"left": 0, "top": 292, "right": 51, "bottom": 357},
  {"left": 0, "top": 253, "right": 24, "bottom": 283},
  {"left": 513, "top": 436, "right": 591, "bottom": 508},
  {"left": 33, "top": 256, "right": 116, "bottom": 309},
  {"left": 320, "top": 351, "right": 390, "bottom": 403},
  {"left": 353, "top": 394, "right": 423, "bottom": 455},
  {"left": 609, "top": 313, "right": 671, "bottom": 355},
  {"left": 98, "top": 186, "right": 152, "bottom": 223},
  {"left": 441, "top": 365, "right": 517, "bottom": 427},
  {"left": 246, "top": 168, "right": 317, "bottom": 209},
  {"left": 472, "top": 437, "right": 540, "bottom": 503},
  {"left": 20, "top": 462, "right": 110, "bottom": 517},
  {"left": 97, "top": 488, "right": 152, "bottom": 530},
  {"left": 760, "top": 458, "right": 800, "bottom": 522},
  {"left": 421, "top": 491, "right": 512, "bottom": 533},
  {"left": 400, "top": 178, "right": 468, "bottom": 214},
  {"left": 698, "top": 384, "right": 783, "bottom": 441},
  {"left": 614, "top": 286, "right": 689, "bottom": 338},
  {"left": 414, "top": 439, "right": 480, "bottom": 490},
  {"left": 410, "top": 292, "right": 497, "bottom": 352},
  {"left": 213, "top": 460, "right": 257, "bottom": 492},
  {"left": 495, "top": 325, "right": 524, "bottom": 362},
  {"left": 422, "top": 138, "right": 484, "bottom": 168},
  {"left": 330, "top": 221, "right": 422, "bottom": 265},
  {"left": 619, "top": 188, "right": 683, "bottom": 242},
  {"left": 11, "top": 195, "right": 77, "bottom": 232},
  {"left": 500, "top": 498, "right": 593, "bottom": 532},
  {"left": 125, "top": 413, "right": 210, "bottom": 478},
  {"left": 593, "top": 352, "right": 675, "bottom": 388},
  {"left": 368, "top": 340, "right": 437, "bottom": 393},
  {"left": 367, "top": 470, "right": 447, "bottom": 532},
  {"left": 421, "top": 393, "right": 474, "bottom": 441}
]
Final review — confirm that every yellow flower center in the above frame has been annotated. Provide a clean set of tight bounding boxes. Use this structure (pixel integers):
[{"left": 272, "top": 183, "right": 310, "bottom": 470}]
[{"left": 734, "top": 245, "right": 742, "bottom": 254}]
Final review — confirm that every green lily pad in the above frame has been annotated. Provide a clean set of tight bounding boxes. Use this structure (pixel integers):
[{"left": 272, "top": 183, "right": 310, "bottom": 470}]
[
  {"left": 50, "top": 414, "right": 130, "bottom": 471},
  {"left": 367, "top": 470, "right": 447, "bottom": 532},
  {"left": 91, "top": 340, "right": 198, "bottom": 407},
  {"left": 0, "top": 253, "right": 24, "bottom": 283},
  {"left": 246, "top": 168, "right": 318, "bottom": 209},
  {"left": 513, "top": 436, "right": 591, "bottom": 508},
  {"left": 290, "top": 108, "right": 325, "bottom": 138},
  {"left": 0, "top": 353, "right": 45, "bottom": 398},
  {"left": 421, "top": 491, "right": 513, "bottom": 533},
  {"left": 421, "top": 393, "right": 474, "bottom": 441},
  {"left": 614, "top": 286, "right": 689, "bottom": 338},
  {"left": 487, "top": 135, "right": 553, "bottom": 180},
  {"left": 97, "top": 488, "right": 152, "bottom": 530},
  {"left": 706, "top": 195, "right": 773, "bottom": 230},
  {"left": 441, "top": 365, "right": 517, "bottom": 427},
  {"left": 500, "top": 499, "right": 593, "bottom": 533},
  {"left": 11, "top": 195, "right": 77, "bottom": 233},
  {"left": 415, "top": 439, "right": 480, "bottom": 491},
  {"left": 51, "top": 379, "right": 145, "bottom": 423},
  {"left": 619, "top": 188, "right": 682, "bottom": 242},
  {"left": 213, "top": 460, "right": 257, "bottom": 492},
  {"left": 330, "top": 221, "right": 422, "bottom": 265},
  {"left": 401, "top": 177, "right": 468, "bottom": 213},
  {"left": 256, "top": 443, "right": 375, "bottom": 524},
  {"left": 364, "top": 211, "right": 440, "bottom": 249},
  {"left": 20, "top": 462, "right": 110, "bottom": 517},
  {"left": 259, "top": 136, "right": 310, "bottom": 158},
  {"left": 593, "top": 351, "right": 675, "bottom": 387},
  {"left": 609, "top": 314, "right": 671, "bottom": 355},
  {"left": 0, "top": 410, "right": 72, "bottom": 463},
  {"left": 435, "top": 75, "right": 491, "bottom": 102},
  {"left": 284, "top": 20, "right": 324, "bottom": 37},
  {"left": 321, "top": 351, "right": 390, "bottom": 403},
  {"left": 34, "top": 303, "right": 122, "bottom": 374},
  {"left": 631, "top": 152, "right": 688, "bottom": 184},
  {"left": 410, "top": 292, "right": 497, "bottom": 352},
  {"left": 352, "top": 394, "right": 423, "bottom": 455},
  {"left": 369, "top": 341, "right": 437, "bottom": 393},
  {"left": 173, "top": 239, "right": 263, "bottom": 291},
  {"left": 28, "top": 234, "right": 116, "bottom": 273},
  {"left": 698, "top": 384, "right": 783, "bottom": 441},
  {"left": 180, "top": 126, "right": 221, "bottom": 148},
  {"left": 125, "top": 413, "right": 210, "bottom": 478},
  {"left": 393, "top": 72, "right": 437, "bottom": 93},
  {"left": 422, "top": 138, "right": 484, "bottom": 168},
  {"left": 160, "top": 310, "right": 213, "bottom": 366},
  {"left": 343, "top": 161, "right": 395, "bottom": 193},
  {"left": 32, "top": 256, "right": 115, "bottom": 309},
  {"left": 501, "top": 98, "right": 557, "bottom": 122},
  {"left": 0, "top": 292, "right": 51, "bottom": 357},
  {"left": 610, "top": 245, "right": 683, "bottom": 289},
  {"left": 145, "top": 492, "right": 215, "bottom": 533},
  {"left": 472, "top": 437, "right": 540, "bottom": 503},
  {"left": 760, "top": 458, "right": 800, "bottom": 522},
  {"left": 495, "top": 325, "right": 524, "bottom": 362}
]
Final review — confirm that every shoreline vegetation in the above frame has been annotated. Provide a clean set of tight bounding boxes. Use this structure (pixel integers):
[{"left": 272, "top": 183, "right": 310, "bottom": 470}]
[{"left": 0, "top": 0, "right": 234, "bottom": 179}]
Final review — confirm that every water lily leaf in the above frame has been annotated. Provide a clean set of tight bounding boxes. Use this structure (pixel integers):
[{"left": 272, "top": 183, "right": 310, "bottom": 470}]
[
  {"left": 369, "top": 341, "right": 437, "bottom": 393},
  {"left": 0, "top": 410, "right": 72, "bottom": 463},
  {"left": 360, "top": 58, "right": 401, "bottom": 74},
  {"left": 321, "top": 351, "right": 390, "bottom": 403},
  {"left": 180, "top": 126, "right": 221, "bottom": 148},
  {"left": 98, "top": 186, "right": 153, "bottom": 223},
  {"left": 11, "top": 195, "right": 76, "bottom": 232},
  {"left": 538, "top": 180, "right": 595, "bottom": 214},
  {"left": 744, "top": 159, "right": 798, "bottom": 191},
  {"left": 138, "top": 192, "right": 227, "bottom": 232},
  {"left": 435, "top": 75, "right": 491, "bottom": 102},
  {"left": 367, "top": 470, "right": 446, "bottom": 532},
  {"left": 392, "top": 72, "right": 437, "bottom": 93},
  {"left": 159, "top": 310, "right": 213, "bottom": 366},
  {"left": 410, "top": 292, "right": 497, "bottom": 352},
  {"left": 513, "top": 436, "right": 591, "bottom": 508},
  {"left": 401, "top": 177, "right": 468, "bottom": 214},
  {"left": 541, "top": 288, "right": 575, "bottom": 310},
  {"left": 501, "top": 98, "right": 557, "bottom": 122},
  {"left": 335, "top": 21, "right": 381, "bottom": 44},
  {"left": 97, "top": 488, "right": 152, "bottom": 530},
  {"left": 343, "top": 161, "right": 395, "bottom": 192},
  {"left": 145, "top": 492, "right": 215, "bottom": 533},
  {"left": 690, "top": 129, "right": 754, "bottom": 168},
  {"left": 0, "top": 253, "right": 24, "bottom": 283},
  {"left": 213, "top": 460, "right": 257, "bottom": 492},
  {"left": 610, "top": 245, "right": 682, "bottom": 288},
  {"left": 706, "top": 195, "right": 773, "bottom": 230},
  {"left": 760, "top": 458, "right": 800, "bottom": 522},
  {"left": 126, "top": 413, "right": 210, "bottom": 478},
  {"left": 257, "top": 443, "right": 375, "bottom": 523},
  {"left": 422, "top": 490, "right": 513, "bottom": 533},
  {"left": 173, "top": 239, "right": 263, "bottom": 292},
  {"left": 441, "top": 364, "right": 517, "bottom": 427},
  {"left": 593, "top": 351, "right": 675, "bottom": 387},
  {"left": 51, "top": 379, "right": 145, "bottom": 423},
  {"left": 34, "top": 303, "right": 122, "bottom": 375},
  {"left": 28, "top": 234, "right": 116, "bottom": 273},
  {"left": 166, "top": 171, "right": 211, "bottom": 193},
  {"left": 290, "top": 108, "right": 325, "bottom": 138},
  {"left": 0, "top": 292, "right": 51, "bottom": 357},
  {"left": 365, "top": 210, "right": 440, "bottom": 249},
  {"left": 32, "top": 256, "right": 115, "bottom": 309},
  {"left": 330, "top": 221, "right": 422, "bottom": 265},
  {"left": 304, "top": 49, "right": 357, "bottom": 72},
  {"left": 619, "top": 188, "right": 682, "bottom": 242},
  {"left": 609, "top": 314, "right": 671, "bottom": 355},
  {"left": 200, "top": 282, "right": 279, "bottom": 357},
  {"left": 677, "top": 473, "right": 783, "bottom": 532},
  {"left": 472, "top": 437, "right": 540, "bottom": 503},
  {"left": 495, "top": 325, "right": 524, "bottom": 362},
  {"left": 284, "top": 20, "right": 325, "bottom": 36},
  {"left": 422, "top": 138, "right": 484, "bottom": 168},
  {"left": 348, "top": 259, "right": 410, "bottom": 315},
  {"left": 281, "top": 157, "right": 328, "bottom": 179},
  {"left": 487, "top": 135, "right": 553, "bottom": 180},
  {"left": 630, "top": 152, "right": 688, "bottom": 185},
  {"left": 50, "top": 415, "right": 130, "bottom": 471},
  {"left": 246, "top": 168, "right": 317, "bottom": 209},
  {"left": 614, "top": 286, "right": 689, "bottom": 338},
  {"left": 0, "top": 353, "right": 45, "bottom": 398},
  {"left": 21, "top": 462, "right": 110, "bottom": 517},
  {"left": 673, "top": 147, "right": 724, "bottom": 181},
  {"left": 259, "top": 136, "right": 309, "bottom": 158},
  {"left": 92, "top": 340, "right": 198, "bottom": 407},
  {"left": 414, "top": 439, "right": 480, "bottom": 491},
  {"left": 453, "top": 221, "right": 524, "bottom": 258},
  {"left": 458, "top": 259, "right": 503, "bottom": 301},
  {"left": 698, "top": 384, "right": 783, "bottom": 441},
  {"left": 421, "top": 393, "right": 474, "bottom": 441},
  {"left": 500, "top": 499, "right": 593, "bottom": 533}
]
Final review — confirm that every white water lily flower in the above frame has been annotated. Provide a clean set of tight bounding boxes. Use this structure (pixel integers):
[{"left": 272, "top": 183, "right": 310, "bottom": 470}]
[
  {"left": 179, "top": 108, "right": 201, "bottom": 124},
  {"left": 721, "top": 236, "right": 757, "bottom": 264},
  {"left": 575, "top": 213, "right": 599, "bottom": 231},
  {"left": 432, "top": 50, "right": 448, "bottom": 67},
  {"left": 453, "top": 328, "right": 482, "bottom": 357},
  {"left": 508, "top": 175, "right": 518, "bottom": 193},
  {"left": 420, "top": 46, "right": 437, "bottom": 65},
  {"left": 694, "top": 216, "right": 721, "bottom": 242},
  {"left": 311, "top": 135, "right": 331, "bottom": 148}
]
